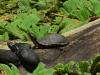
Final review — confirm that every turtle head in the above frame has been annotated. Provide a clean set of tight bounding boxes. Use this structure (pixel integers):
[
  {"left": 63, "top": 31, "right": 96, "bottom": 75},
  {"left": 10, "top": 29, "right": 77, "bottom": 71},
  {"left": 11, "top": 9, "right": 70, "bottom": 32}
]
[
  {"left": 7, "top": 43, "right": 20, "bottom": 54},
  {"left": 7, "top": 42, "right": 16, "bottom": 53},
  {"left": 28, "top": 33, "right": 39, "bottom": 48}
]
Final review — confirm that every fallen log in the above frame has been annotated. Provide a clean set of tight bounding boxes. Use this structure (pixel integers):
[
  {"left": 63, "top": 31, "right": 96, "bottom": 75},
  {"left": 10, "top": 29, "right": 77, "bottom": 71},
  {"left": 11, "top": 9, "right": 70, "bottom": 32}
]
[{"left": 1, "top": 18, "right": 100, "bottom": 75}]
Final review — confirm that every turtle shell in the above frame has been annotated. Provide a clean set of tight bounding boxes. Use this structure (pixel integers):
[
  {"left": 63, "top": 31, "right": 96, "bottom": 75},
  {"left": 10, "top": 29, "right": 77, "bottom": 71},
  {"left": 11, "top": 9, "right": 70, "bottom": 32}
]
[
  {"left": 37, "top": 34, "right": 69, "bottom": 47},
  {"left": 0, "top": 50, "right": 20, "bottom": 67}
]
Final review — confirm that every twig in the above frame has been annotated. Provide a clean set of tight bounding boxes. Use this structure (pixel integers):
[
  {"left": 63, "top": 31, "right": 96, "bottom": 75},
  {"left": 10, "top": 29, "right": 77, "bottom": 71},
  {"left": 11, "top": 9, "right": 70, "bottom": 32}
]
[
  {"left": 86, "top": 16, "right": 100, "bottom": 22},
  {"left": 0, "top": 14, "right": 13, "bottom": 23},
  {"left": 51, "top": 13, "right": 68, "bottom": 17},
  {"left": 46, "top": 16, "right": 52, "bottom": 23}
]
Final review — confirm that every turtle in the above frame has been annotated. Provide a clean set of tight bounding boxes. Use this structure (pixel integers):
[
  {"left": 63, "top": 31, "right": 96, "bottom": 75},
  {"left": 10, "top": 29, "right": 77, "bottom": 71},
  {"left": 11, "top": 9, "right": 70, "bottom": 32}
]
[
  {"left": 0, "top": 49, "right": 20, "bottom": 67},
  {"left": 29, "top": 33, "right": 69, "bottom": 48},
  {"left": 8, "top": 43, "right": 40, "bottom": 73}
]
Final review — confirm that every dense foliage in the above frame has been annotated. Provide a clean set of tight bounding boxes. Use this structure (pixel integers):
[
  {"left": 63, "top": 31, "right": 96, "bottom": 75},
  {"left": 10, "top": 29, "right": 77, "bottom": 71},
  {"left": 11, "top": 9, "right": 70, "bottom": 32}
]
[{"left": 0, "top": 0, "right": 100, "bottom": 41}]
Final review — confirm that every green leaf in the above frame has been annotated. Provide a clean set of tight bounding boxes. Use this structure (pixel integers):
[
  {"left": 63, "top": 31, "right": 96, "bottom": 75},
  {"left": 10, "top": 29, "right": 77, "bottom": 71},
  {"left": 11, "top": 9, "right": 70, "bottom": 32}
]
[
  {"left": 2, "top": 32, "right": 9, "bottom": 40},
  {"left": 89, "top": 59, "right": 93, "bottom": 65},
  {"left": 29, "top": 25, "right": 51, "bottom": 40},
  {"left": 59, "top": 17, "right": 70, "bottom": 29},
  {"left": 32, "top": 62, "right": 45, "bottom": 75},
  {"left": 19, "top": 14, "right": 40, "bottom": 31},
  {"left": 40, "top": 25, "right": 51, "bottom": 38},
  {"left": 27, "top": 62, "right": 56, "bottom": 75},
  {"left": 48, "top": 25, "right": 59, "bottom": 34},
  {"left": 75, "top": 0, "right": 87, "bottom": 8},
  {"left": 60, "top": 7, "right": 68, "bottom": 16},
  {"left": 39, "top": 69, "right": 56, "bottom": 75},
  {"left": 65, "top": 73, "right": 68, "bottom": 75},
  {"left": 71, "top": 70, "right": 82, "bottom": 75},
  {"left": 92, "top": 62, "right": 100, "bottom": 75},
  {"left": 0, "top": 21, "right": 8, "bottom": 28},
  {"left": 74, "top": 8, "right": 91, "bottom": 22},
  {"left": 29, "top": 25, "right": 41, "bottom": 40},
  {"left": 90, "top": 55, "right": 100, "bottom": 72},
  {"left": 94, "top": 53, "right": 99, "bottom": 58},
  {"left": 27, "top": 8, "right": 45, "bottom": 20},
  {"left": 89, "top": 0, "right": 100, "bottom": 15},
  {"left": 75, "top": 62, "right": 80, "bottom": 71},
  {"left": 59, "top": 18, "right": 82, "bottom": 34},
  {"left": 79, "top": 61, "right": 90, "bottom": 73},
  {"left": 31, "top": 14, "right": 41, "bottom": 25},
  {"left": 0, "top": 64, "right": 13, "bottom": 75},
  {"left": 11, "top": 19, "right": 21, "bottom": 26},
  {"left": 67, "top": 61, "right": 76, "bottom": 68},
  {"left": 10, "top": 63, "right": 20, "bottom": 75},
  {"left": 0, "top": 29, "right": 5, "bottom": 35},
  {"left": 18, "top": 0, "right": 30, "bottom": 8},
  {"left": 54, "top": 63, "right": 65, "bottom": 74},
  {"left": 26, "top": 72, "right": 33, "bottom": 75},
  {"left": 49, "top": 4, "right": 58, "bottom": 12},
  {"left": 63, "top": 0, "right": 77, "bottom": 14},
  {"left": 5, "top": 25, "right": 28, "bottom": 40},
  {"left": 0, "top": 35, "right": 2, "bottom": 39},
  {"left": 55, "top": 17, "right": 62, "bottom": 24},
  {"left": 96, "top": 73, "right": 100, "bottom": 75},
  {"left": 64, "top": 61, "right": 76, "bottom": 74},
  {"left": 64, "top": 64, "right": 73, "bottom": 74},
  {"left": 85, "top": 1, "right": 95, "bottom": 16},
  {"left": 84, "top": 72, "right": 91, "bottom": 75},
  {"left": 33, "top": 0, "right": 56, "bottom": 10},
  {"left": 16, "top": 13, "right": 28, "bottom": 22}
]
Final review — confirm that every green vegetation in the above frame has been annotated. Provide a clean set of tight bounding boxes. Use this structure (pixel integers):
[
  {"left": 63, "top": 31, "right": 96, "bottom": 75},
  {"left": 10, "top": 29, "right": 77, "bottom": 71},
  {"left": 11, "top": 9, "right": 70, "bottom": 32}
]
[
  {"left": 0, "top": 0, "right": 100, "bottom": 41},
  {"left": 1, "top": 0, "right": 100, "bottom": 75},
  {"left": 0, "top": 53, "right": 100, "bottom": 75}
]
